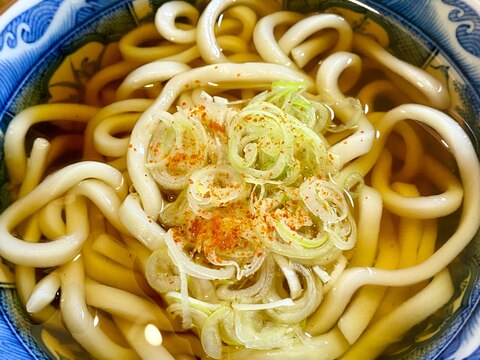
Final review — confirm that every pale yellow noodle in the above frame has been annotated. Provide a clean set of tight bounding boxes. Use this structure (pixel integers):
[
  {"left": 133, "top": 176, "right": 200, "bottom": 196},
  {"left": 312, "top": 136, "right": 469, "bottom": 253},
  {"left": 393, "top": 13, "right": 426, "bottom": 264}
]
[
  {"left": 45, "top": 134, "right": 84, "bottom": 168},
  {"left": 26, "top": 270, "right": 61, "bottom": 313},
  {"left": 38, "top": 198, "right": 68, "bottom": 240},
  {"left": 216, "top": 34, "right": 249, "bottom": 55},
  {"left": 371, "top": 150, "right": 462, "bottom": 218},
  {"left": 291, "top": 30, "right": 338, "bottom": 68},
  {"left": 278, "top": 14, "right": 352, "bottom": 57},
  {"left": 83, "top": 98, "right": 152, "bottom": 160},
  {"left": 253, "top": 11, "right": 305, "bottom": 69},
  {"left": 114, "top": 317, "right": 175, "bottom": 360},
  {"left": 338, "top": 211, "right": 400, "bottom": 345},
  {"left": 116, "top": 61, "right": 191, "bottom": 100},
  {"left": 82, "top": 205, "right": 145, "bottom": 296},
  {"left": 411, "top": 218, "right": 438, "bottom": 293},
  {"left": 4, "top": 103, "right": 98, "bottom": 184},
  {"left": 85, "top": 280, "right": 173, "bottom": 331},
  {"left": 315, "top": 51, "right": 361, "bottom": 100},
  {"left": 14, "top": 215, "right": 59, "bottom": 324},
  {"left": 348, "top": 186, "right": 382, "bottom": 267},
  {"left": 84, "top": 61, "right": 139, "bottom": 107},
  {"left": 92, "top": 233, "right": 136, "bottom": 268},
  {"left": 357, "top": 79, "right": 409, "bottom": 112},
  {"left": 155, "top": 1, "right": 199, "bottom": 44},
  {"left": 17, "top": 138, "right": 50, "bottom": 198},
  {"left": 68, "top": 179, "right": 128, "bottom": 234},
  {"left": 393, "top": 183, "right": 423, "bottom": 268},
  {"left": 372, "top": 183, "right": 423, "bottom": 320},
  {"left": 120, "top": 234, "right": 152, "bottom": 271},
  {"left": 82, "top": 233, "right": 145, "bottom": 296},
  {"left": 196, "top": 0, "right": 280, "bottom": 63},
  {"left": 160, "top": 45, "right": 202, "bottom": 64},
  {"left": 416, "top": 218, "right": 438, "bottom": 264},
  {"left": 388, "top": 121, "right": 424, "bottom": 182},
  {"left": 353, "top": 33, "right": 450, "bottom": 109},
  {"left": 59, "top": 256, "right": 138, "bottom": 360},
  {"left": 93, "top": 113, "right": 139, "bottom": 158},
  {"left": 119, "top": 23, "right": 191, "bottom": 64},
  {"left": 118, "top": 193, "right": 166, "bottom": 251},
  {"left": 0, "top": 164, "right": 106, "bottom": 266},
  {"left": 223, "top": 6, "right": 257, "bottom": 42},
  {"left": 328, "top": 116, "right": 375, "bottom": 168},
  {"left": 341, "top": 268, "right": 454, "bottom": 360}
]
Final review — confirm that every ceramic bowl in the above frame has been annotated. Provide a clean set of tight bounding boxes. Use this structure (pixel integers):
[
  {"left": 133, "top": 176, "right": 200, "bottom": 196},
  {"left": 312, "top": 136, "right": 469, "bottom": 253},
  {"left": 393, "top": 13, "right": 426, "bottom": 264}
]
[{"left": 0, "top": 0, "right": 479, "bottom": 359}]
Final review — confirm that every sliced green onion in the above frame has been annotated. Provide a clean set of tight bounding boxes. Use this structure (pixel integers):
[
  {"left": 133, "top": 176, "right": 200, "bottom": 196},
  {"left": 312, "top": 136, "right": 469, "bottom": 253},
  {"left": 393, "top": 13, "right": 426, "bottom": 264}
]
[
  {"left": 201, "top": 308, "right": 230, "bottom": 359},
  {"left": 325, "top": 214, "right": 357, "bottom": 250},
  {"left": 165, "top": 229, "right": 236, "bottom": 280},
  {"left": 164, "top": 291, "right": 223, "bottom": 314},
  {"left": 166, "top": 302, "right": 208, "bottom": 330},
  {"left": 232, "top": 298, "right": 295, "bottom": 311},
  {"left": 275, "top": 219, "right": 328, "bottom": 249},
  {"left": 266, "top": 264, "right": 322, "bottom": 324},
  {"left": 272, "top": 254, "right": 302, "bottom": 299},
  {"left": 146, "top": 109, "right": 214, "bottom": 190},
  {"left": 234, "top": 310, "right": 299, "bottom": 350},
  {"left": 343, "top": 171, "right": 365, "bottom": 198},
  {"left": 216, "top": 255, "right": 275, "bottom": 302},
  {"left": 300, "top": 177, "right": 349, "bottom": 224},
  {"left": 145, "top": 245, "right": 180, "bottom": 293},
  {"left": 187, "top": 164, "right": 251, "bottom": 218}
]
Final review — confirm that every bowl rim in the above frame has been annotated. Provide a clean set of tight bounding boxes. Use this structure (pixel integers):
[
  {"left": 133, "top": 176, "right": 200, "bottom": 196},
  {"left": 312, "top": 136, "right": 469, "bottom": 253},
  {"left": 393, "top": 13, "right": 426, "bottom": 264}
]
[{"left": 0, "top": 0, "right": 479, "bottom": 359}]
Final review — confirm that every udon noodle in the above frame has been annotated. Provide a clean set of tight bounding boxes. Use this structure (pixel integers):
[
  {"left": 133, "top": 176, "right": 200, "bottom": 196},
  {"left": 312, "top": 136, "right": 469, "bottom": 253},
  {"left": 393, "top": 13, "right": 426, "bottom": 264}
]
[{"left": 0, "top": 0, "right": 479, "bottom": 359}]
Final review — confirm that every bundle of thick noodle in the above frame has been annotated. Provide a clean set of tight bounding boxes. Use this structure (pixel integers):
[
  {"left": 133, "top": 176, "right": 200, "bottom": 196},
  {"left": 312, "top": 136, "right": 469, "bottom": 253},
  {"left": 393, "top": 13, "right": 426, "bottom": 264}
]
[{"left": 1, "top": 0, "right": 479, "bottom": 359}]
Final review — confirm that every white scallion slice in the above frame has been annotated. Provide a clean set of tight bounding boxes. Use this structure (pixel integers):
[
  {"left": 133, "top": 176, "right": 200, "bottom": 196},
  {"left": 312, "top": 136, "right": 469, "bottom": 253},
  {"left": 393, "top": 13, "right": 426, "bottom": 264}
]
[
  {"left": 232, "top": 298, "right": 295, "bottom": 311},
  {"left": 165, "top": 229, "right": 235, "bottom": 280}
]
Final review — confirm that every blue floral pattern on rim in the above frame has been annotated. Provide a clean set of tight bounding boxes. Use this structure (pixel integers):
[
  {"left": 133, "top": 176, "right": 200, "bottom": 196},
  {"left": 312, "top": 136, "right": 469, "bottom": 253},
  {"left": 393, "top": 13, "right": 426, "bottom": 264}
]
[
  {"left": 0, "top": 0, "right": 62, "bottom": 52},
  {"left": 443, "top": 0, "right": 480, "bottom": 57},
  {"left": 0, "top": 0, "right": 479, "bottom": 359}
]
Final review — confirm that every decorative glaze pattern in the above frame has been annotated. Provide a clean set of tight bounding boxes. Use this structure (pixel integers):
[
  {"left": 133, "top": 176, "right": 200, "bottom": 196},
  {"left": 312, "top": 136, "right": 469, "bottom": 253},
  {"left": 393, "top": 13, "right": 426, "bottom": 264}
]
[
  {"left": 0, "top": 0, "right": 479, "bottom": 359},
  {"left": 0, "top": 0, "right": 62, "bottom": 52},
  {"left": 443, "top": 0, "right": 480, "bottom": 57}
]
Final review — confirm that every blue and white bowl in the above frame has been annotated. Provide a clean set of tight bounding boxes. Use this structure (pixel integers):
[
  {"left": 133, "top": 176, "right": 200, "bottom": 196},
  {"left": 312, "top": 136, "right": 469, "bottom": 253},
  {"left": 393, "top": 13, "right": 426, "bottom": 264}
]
[{"left": 0, "top": 0, "right": 479, "bottom": 359}]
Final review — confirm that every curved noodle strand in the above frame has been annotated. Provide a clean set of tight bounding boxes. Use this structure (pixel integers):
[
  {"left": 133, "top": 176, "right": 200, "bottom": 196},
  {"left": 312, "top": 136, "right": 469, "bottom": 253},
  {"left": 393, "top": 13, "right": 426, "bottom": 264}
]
[
  {"left": 60, "top": 258, "right": 137, "bottom": 360},
  {"left": 278, "top": 14, "right": 352, "bottom": 57},
  {"left": 307, "top": 104, "right": 479, "bottom": 334},
  {"left": 0, "top": 162, "right": 123, "bottom": 267},
  {"left": 253, "top": 11, "right": 305, "bottom": 69},
  {"left": 155, "top": 1, "right": 199, "bottom": 44},
  {"left": 4, "top": 103, "right": 98, "bottom": 184},
  {"left": 353, "top": 34, "right": 450, "bottom": 109},
  {"left": 196, "top": 0, "right": 280, "bottom": 63}
]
